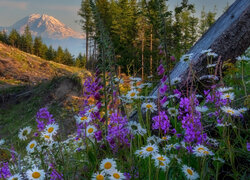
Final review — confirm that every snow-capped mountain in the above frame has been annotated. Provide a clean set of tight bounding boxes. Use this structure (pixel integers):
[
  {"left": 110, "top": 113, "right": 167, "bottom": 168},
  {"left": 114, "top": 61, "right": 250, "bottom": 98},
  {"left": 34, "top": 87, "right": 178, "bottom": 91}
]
[{"left": 1, "top": 14, "right": 86, "bottom": 56}]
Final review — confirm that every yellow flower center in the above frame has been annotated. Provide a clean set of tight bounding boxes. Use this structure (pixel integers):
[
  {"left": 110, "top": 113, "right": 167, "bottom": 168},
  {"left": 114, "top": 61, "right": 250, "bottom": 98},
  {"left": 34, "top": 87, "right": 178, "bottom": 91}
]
[
  {"left": 113, "top": 173, "right": 120, "bottom": 179},
  {"left": 203, "top": 151, "right": 209, "bottom": 155},
  {"left": 146, "top": 147, "right": 154, "bottom": 152},
  {"left": 162, "top": 137, "right": 167, "bottom": 140},
  {"left": 225, "top": 95, "right": 230, "bottom": 98},
  {"left": 197, "top": 147, "right": 204, "bottom": 152},
  {"left": 30, "top": 143, "right": 35, "bottom": 149},
  {"left": 88, "top": 128, "right": 94, "bottom": 134},
  {"left": 22, "top": 130, "right": 28, "bottom": 136},
  {"left": 104, "top": 162, "right": 112, "bottom": 169},
  {"left": 81, "top": 116, "right": 88, "bottom": 121},
  {"left": 96, "top": 174, "right": 104, "bottom": 180},
  {"left": 187, "top": 169, "right": 193, "bottom": 175},
  {"left": 44, "top": 135, "right": 50, "bottom": 139},
  {"left": 146, "top": 104, "right": 152, "bottom": 109},
  {"left": 227, "top": 110, "right": 234, "bottom": 114},
  {"left": 159, "top": 161, "right": 165, "bottom": 166},
  {"left": 48, "top": 127, "right": 54, "bottom": 133},
  {"left": 157, "top": 156, "right": 165, "bottom": 161},
  {"left": 130, "top": 92, "right": 136, "bottom": 97},
  {"left": 32, "top": 172, "right": 41, "bottom": 178},
  {"left": 139, "top": 151, "right": 143, "bottom": 155}
]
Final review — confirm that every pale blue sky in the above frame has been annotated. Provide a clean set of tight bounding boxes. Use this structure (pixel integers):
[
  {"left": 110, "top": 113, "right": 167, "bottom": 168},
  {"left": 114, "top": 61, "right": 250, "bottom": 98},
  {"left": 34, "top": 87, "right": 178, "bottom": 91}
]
[{"left": 0, "top": 0, "right": 235, "bottom": 32}]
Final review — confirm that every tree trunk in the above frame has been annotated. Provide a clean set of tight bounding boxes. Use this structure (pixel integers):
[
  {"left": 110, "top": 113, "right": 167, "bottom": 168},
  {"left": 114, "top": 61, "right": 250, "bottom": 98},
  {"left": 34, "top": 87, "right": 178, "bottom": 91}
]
[{"left": 86, "top": 30, "right": 89, "bottom": 63}]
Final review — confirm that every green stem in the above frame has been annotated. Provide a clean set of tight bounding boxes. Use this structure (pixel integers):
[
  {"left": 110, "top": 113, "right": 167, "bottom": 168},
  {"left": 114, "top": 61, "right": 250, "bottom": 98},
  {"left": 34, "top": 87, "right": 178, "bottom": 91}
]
[{"left": 241, "top": 61, "right": 247, "bottom": 96}]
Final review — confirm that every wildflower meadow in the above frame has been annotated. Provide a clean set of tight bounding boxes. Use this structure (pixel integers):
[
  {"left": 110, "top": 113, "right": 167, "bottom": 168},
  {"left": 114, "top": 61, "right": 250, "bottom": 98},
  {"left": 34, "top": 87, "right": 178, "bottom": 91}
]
[{"left": 0, "top": 47, "right": 249, "bottom": 180}]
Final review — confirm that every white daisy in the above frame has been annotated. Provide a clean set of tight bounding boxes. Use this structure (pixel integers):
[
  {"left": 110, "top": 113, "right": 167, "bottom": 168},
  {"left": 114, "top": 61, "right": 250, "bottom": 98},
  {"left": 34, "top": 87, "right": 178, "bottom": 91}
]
[
  {"left": 92, "top": 171, "right": 106, "bottom": 180},
  {"left": 221, "top": 106, "right": 240, "bottom": 116},
  {"left": 180, "top": 53, "right": 193, "bottom": 62},
  {"left": 147, "top": 136, "right": 161, "bottom": 145},
  {"left": 109, "top": 170, "right": 126, "bottom": 180},
  {"left": 26, "top": 140, "right": 37, "bottom": 153},
  {"left": 40, "top": 132, "right": 53, "bottom": 142},
  {"left": 44, "top": 123, "right": 59, "bottom": 136},
  {"left": 165, "top": 143, "right": 179, "bottom": 151},
  {"left": 236, "top": 55, "right": 250, "bottom": 61},
  {"left": 153, "top": 154, "right": 170, "bottom": 170},
  {"left": 18, "top": 126, "right": 32, "bottom": 140},
  {"left": 182, "top": 165, "right": 199, "bottom": 180},
  {"left": 26, "top": 167, "right": 45, "bottom": 180},
  {"left": 75, "top": 115, "right": 92, "bottom": 124},
  {"left": 127, "top": 121, "right": 146, "bottom": 136},
  {"left": 126, "top": 89, "right": 139, "bottom": 100},
  {"left": 171, "top": 77, "right": 181, "bottom": 85},
  {"left": 8, "top": 174, "right": 22, "bottom": 180},
  {"left": 201, "top": 49, "right": 212, "bottom": 54},
  {"left": 237, "top": 107, "right": 248, "bottom": 114},
  {"left": 86, "top": 125, "right": 97, "bottom": 137},
  {"left": 217, "top": 87, "right": 233, "bottom": 93},
  {"left": 195, "top": 106, "right": 208, "bottom": 112},
  {"left": 193, "top": 144, "right": 214, "bottom": 157},
  {"left": 135, "top": 149, "right": 147, "bottom": 159},
  {"left": 221, "top": 92, "right": 235, "bottom": 100},
  {"left": 100, "top": 158, "right": 117, "bottom": 172},
  {"left": 207, "top": 52, "right": 218, "bottom": 57},
  {"left": 86, "top": 106, "right": 99, "bottom": 116},
  {"left": 142, "top": 102, "right": 157, "bottom": 112},
  {"left": 160, "top": 136, "right": 171, "bottom": 142},
  {"left": 167, "top": 108, "right": 178, "bottom": 117},
  {"left": 142, "top": 144, "right": 159, "bottom": 157}
]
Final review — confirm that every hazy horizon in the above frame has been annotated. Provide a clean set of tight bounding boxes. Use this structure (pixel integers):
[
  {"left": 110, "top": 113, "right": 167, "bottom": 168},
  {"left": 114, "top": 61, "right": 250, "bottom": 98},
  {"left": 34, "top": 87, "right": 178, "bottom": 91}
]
[{"left": 0, "top": 0, "right": 234, "bottom": 33}]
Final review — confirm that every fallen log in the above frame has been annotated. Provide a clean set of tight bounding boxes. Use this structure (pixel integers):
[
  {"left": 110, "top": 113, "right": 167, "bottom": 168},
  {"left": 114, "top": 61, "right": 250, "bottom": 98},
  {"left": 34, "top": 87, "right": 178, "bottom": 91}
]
[{"left": 130, "top": 0, "right": 250, "bottom": 120}]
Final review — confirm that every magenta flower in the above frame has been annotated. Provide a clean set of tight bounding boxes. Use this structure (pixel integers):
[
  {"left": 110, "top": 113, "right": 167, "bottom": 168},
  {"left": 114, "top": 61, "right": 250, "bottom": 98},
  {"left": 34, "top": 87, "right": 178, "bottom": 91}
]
[
  {"left": 247, "top": 142, "right": 250, "bottom": 151},
  {"left": 157, "top": 64, "right": 165, "bottom": 75},
  {"left": 159, "top": 84, "right": 168, "bottom": 95}
]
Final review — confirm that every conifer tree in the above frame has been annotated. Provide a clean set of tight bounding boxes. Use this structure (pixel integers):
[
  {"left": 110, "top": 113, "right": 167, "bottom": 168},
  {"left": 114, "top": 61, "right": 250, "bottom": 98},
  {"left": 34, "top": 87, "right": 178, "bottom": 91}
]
[
  {"left": 23, "top": 26, "right": 33, "bottom": 53},
  {"left": 78, "top": 0, "right": 94, "bottom": 63},
  {"left": 33, "top": 36, "right": 43, "bottom": 57},
  {"left": 8, "top": 29, "right": 20, "bottom": 48}
]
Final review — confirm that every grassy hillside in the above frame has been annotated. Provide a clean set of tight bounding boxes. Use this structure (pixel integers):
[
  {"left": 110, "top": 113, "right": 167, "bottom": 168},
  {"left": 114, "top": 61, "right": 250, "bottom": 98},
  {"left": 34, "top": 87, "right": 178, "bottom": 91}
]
[
  {"left": 0, "top": 42, "right": 91, "bottom": 142},
  {"left": 0, "top": 42, "right": 90, "bottom": 89}
]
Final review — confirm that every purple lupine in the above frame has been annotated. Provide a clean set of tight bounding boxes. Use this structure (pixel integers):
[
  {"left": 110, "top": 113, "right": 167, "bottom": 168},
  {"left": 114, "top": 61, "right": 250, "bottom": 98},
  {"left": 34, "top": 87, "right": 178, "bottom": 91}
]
[
  {"left": 36, "top": 107, "right": 55, "bottom": 131},
  {"left": 0, "top": 162, "right": 11, "bottom": 179},
  {"left": 178, "top": 95, "right": 206, "bottom": 144},
  {"left": 49, "top": 164, "right": 63, "bottom": 180},
  {"left": 106, "top": 113, "right": 131, "bottom": 152},
  {"left": 152, "top": 111, "right": 171, "bottom": 134}
]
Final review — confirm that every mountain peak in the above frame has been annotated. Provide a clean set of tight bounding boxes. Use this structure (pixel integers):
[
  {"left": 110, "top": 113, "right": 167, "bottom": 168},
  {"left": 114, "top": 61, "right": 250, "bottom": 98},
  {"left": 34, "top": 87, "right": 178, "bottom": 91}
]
[{"left": 9, "top": 14, "right": 85, "bottom": 40}]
